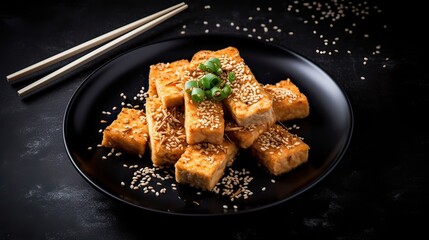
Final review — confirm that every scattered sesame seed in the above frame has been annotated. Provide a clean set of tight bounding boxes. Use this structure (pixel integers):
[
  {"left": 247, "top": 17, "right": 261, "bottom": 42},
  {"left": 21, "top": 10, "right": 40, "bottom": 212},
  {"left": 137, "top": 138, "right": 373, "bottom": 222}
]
[{"left": 212, "top": 167, "right": 254, "bottom": 202}]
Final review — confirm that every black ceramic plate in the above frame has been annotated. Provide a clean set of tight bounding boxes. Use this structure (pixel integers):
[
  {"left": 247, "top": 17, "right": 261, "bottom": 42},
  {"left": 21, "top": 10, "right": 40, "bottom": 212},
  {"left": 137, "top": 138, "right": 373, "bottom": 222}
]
[{"left": 63, "top": 35, "right": 353, "bottom": 216}]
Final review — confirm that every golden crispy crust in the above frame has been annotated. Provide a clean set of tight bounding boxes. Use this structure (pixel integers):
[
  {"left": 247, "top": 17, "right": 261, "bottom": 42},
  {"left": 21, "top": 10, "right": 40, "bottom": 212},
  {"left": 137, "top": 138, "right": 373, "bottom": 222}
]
[
  {"left": 145, "top": 97, "right": 187, "bottom": 166},
  {"left": 251, "top": 124, "right": 309, "bottom": 176},
  {"left": 174, "top": 139, "right": 238, "bottom": 191},
  {"left": 101, "top": 108, "right": 149, "bottom": 156},
  {"left": 225, "top": 120, "right": 270, "bottom": 149},
  {"left": 264, "top": 79, "right": 310, "bottom": 121},
  {"left": 184, "top": 93, "right": 225, "bottom": 144},
  {"left": 149, "top": 59, "right": 189, "bottom": 107}
]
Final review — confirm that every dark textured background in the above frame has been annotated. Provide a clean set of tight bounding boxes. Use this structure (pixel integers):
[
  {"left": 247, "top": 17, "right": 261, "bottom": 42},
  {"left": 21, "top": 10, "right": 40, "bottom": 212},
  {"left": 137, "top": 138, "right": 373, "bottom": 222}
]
[{"left": 1, "top": 0, "right": 428, "bottom": 239}]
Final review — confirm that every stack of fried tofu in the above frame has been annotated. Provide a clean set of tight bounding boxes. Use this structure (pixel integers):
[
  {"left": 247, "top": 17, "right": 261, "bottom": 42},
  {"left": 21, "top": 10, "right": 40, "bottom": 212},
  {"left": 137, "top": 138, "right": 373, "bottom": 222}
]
[{"left": 101, "top": 46, "right": 311, "bottom": 191}]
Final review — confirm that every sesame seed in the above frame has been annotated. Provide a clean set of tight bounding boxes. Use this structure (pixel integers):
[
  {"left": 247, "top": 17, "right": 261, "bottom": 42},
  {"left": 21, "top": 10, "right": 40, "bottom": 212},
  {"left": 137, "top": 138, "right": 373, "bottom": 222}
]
[{"left": 212, "top": 167, "right": 254, "bottom": 202}]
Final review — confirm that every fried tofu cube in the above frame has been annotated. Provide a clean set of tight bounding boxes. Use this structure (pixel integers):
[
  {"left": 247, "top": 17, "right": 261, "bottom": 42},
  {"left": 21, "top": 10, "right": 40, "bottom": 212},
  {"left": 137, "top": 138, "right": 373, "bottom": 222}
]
[
  {"left": 225, "top": 120, "right": 270, "bottom": 149},
  {"left": 189, "top": 47, "right": 275, "bottom": 127},
  {"left": 250, "top": 124, "right": 309, "bottom": 176},
  {"left": 184, "top": 93, "right": 225, "bottom": 144},
  {"left": 101, "top": 108, "right": 149, "bottom": 156},
  {"left": 181, "top": 51, "right": 226, "bottom": 145},
  {"left": 146, "top": 98, "right": 187, "bottom": 166},
  {"left": 175, "top": 139, "right": 239, "bottom": 191},
  {"left": 145, "top": 97, "right": 187, "bottom": 166},
  {"left": 149, "top": 59, "right": 189, "bottom": 107},
  {"left": 264, "top": 79, "right": 310, "bottom": 121}
]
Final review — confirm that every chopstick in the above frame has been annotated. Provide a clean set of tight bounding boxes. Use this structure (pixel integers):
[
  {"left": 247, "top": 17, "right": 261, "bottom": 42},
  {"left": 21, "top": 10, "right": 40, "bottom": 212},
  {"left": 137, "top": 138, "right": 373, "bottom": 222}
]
[
  {"left": 10, "top": 2, "right": 188, "bottom": 97},
  {"left": 7, "top": 2, "right": 187, "bottom": 83}
]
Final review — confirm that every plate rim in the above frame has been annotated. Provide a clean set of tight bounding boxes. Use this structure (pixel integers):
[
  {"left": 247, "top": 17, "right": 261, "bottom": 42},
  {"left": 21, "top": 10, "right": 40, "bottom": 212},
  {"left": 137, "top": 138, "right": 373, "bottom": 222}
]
[{"left": 63, "top": 34, "right": 354, "bottom": 216}]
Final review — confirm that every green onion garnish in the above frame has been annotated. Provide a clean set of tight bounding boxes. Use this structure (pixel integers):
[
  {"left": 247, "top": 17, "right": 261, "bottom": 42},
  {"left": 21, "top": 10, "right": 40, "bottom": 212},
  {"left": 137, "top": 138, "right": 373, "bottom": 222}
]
[
  {"left": 205, "top": 89, "right": 213, "bottom": 99},
  {"left": 186, "top": 57, "right": 235, "bottom": 104},
  {"left": 199, "top": 61, "right": 217, "bottom": 74},
  {"left": 199, "top": 73, "right": 220, "bottom": 89},
  {"left": 211, "top": 86, "right": 224, "bottom": 101},
  {"left": 222, "top": 84, "right": 232, "bottom": 97},
  {"left": 208, "top": 57, "right": 221, "bottom": 69},
  {"left": 185, "top": 80, "right": 198, "bottom": 94},
  {"left": 191, "top": 87, "right": 205, "bottom": 103},
  {"left": 227, "top": 71, "right": 235, "bottom": 82}
]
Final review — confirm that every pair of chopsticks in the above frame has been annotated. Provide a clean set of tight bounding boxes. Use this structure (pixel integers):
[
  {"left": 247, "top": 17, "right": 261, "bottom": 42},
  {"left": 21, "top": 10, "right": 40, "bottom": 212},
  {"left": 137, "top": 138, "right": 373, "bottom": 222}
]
[{"left": 7, "top": 2, "right": 188, "bottom": 97}]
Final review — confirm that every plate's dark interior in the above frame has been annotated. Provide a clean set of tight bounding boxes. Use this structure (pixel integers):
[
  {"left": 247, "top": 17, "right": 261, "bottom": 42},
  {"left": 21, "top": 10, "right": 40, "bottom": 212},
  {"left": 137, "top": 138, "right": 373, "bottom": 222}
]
[{"left": 63, "top": 35, "right": 353, "bottom": 216}]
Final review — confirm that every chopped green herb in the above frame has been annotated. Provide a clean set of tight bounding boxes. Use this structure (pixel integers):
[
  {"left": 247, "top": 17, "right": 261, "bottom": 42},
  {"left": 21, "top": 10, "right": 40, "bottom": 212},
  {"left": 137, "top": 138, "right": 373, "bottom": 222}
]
[{"left": 185, "top": 57, "right": 235, "bottom": 103}]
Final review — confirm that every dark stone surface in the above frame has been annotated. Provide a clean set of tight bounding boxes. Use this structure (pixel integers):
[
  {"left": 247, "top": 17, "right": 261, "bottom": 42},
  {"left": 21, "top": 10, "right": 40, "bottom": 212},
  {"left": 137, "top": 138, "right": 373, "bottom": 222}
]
[{"left": 1, "top": 0, "right": 428, "bottom": 239}]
